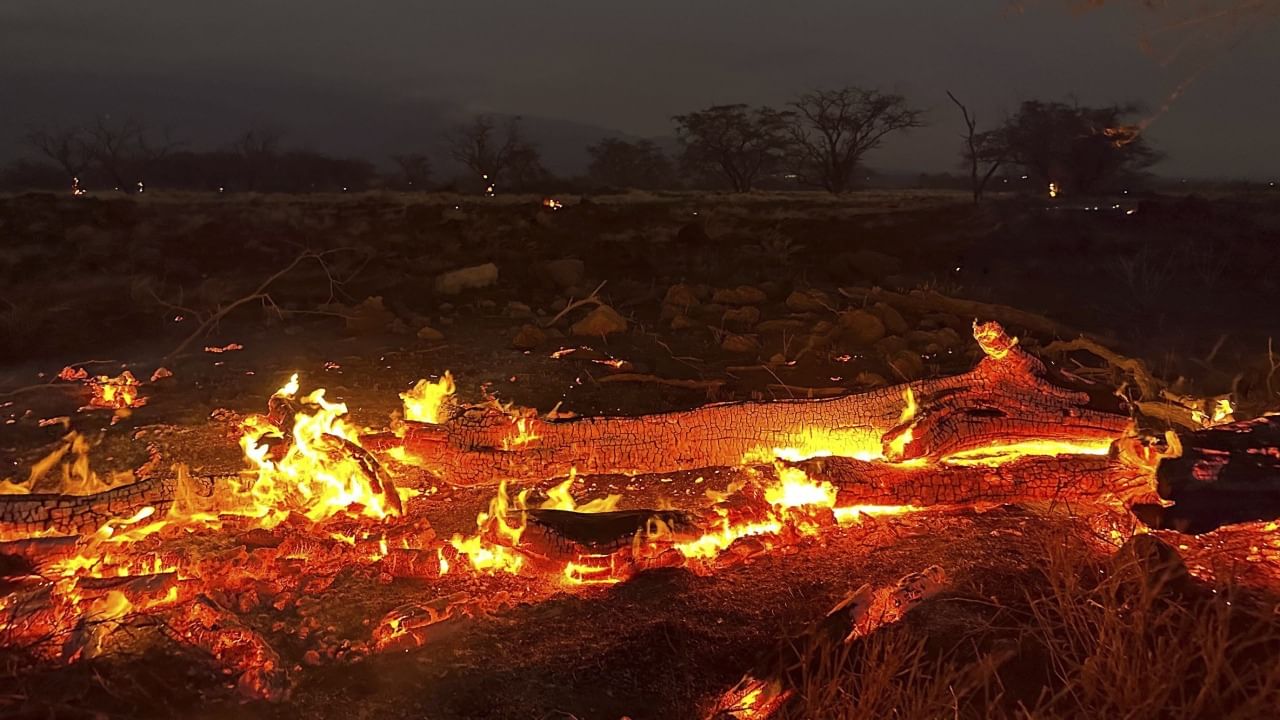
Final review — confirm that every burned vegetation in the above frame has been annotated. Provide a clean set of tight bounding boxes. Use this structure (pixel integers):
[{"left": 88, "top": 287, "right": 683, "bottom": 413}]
[{"left": 1, "top": 191, "right": 1280, "bottom": 719}]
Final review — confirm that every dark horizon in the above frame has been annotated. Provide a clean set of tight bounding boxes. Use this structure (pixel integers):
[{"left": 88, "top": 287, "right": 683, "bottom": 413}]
[{"left": 2, "top": 1, "right": 1277, "bottom": 181}]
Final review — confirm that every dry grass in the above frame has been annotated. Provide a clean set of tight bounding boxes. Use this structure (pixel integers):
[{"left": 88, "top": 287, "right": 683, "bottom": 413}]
[{"left": 778, "top": 532, "right": 1280, "bottom": 720}]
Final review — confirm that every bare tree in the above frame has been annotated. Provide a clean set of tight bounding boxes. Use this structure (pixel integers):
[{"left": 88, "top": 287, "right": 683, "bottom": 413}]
[
  {"left": 25, "top": 125, "right": 90, "bottom": 185},
  {"left": 447, "top": 115, "right": 541, "bottom": 194},
  {"left": 787, "top": 87, "right": 924, "bottom": 193},
  {"left": 673, "top": 104, "right": 792, "bottom": 192},
  {"left": 85, "top": 116, "right": 145, "bottom": 190},
  {"left": 390, "top": 153, "right": 433, "bottom": 190},
  {"left": 232, "top": 127, "right": 283, "bottom": 191},
  {"left": 946, "top": 91, "right": 1006, "bottom": 204}
]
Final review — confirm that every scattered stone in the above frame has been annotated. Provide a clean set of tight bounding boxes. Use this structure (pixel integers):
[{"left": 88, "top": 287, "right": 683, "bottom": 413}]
[
  {"left": 885, "top": 349, "right": 925, "bottom": 380},
  {"left": 416, "top": 325, "right": 445, "bottom": 342},
  {"left": 874, "top": 335, "right": 910, "bottom": 356},
  {"left": 722, "top": 306, "right": 761, "bottom": 329},
  {"left": 543, "top": 258, "right": 585, "bottom": 289},
  {"left": 504, "top": 301, "right": 535, "bottom": 320},
  {"left": 663, "top": 283, "right": 700, "bottom": 309},
  {"left": 837, "top": 309, "right": 886, "bottom": 347},
  {"left": 1110, "top": 535, "right": 1191, "bottom": 597},
  {"left": 853, "top": 371, "right": 888, "bottom": 387},
  {"left": 812, "top": 320, "right": 836, "bottom": 336},
  {"left": 872, "top": 302, "right": 909, "bottom": 335},
  {"left": 345, "top": 296, "right": 397, "bottom": 335},
  {"left": 721, "top": 333, "right": 760, "bottom": 354},
  {"left": 670, "top": 314, "right": 699, "bottom": 331},
  {"left": 434, "top": 262, "right": 498, "bottom": 295},
  {"left": 512, "top": 324, "right": 548, "bottom": 350},
  {"left": 785, "top": 289, "right": 832, "bottom": 313},
  {"left": 711, "top": 285, "right": 768, "bottom": 306},
  {"left": 755, "top": 318, "right": 808, "bottom": 334},
  {"left": 571, "top": 305, "right": 628, "bottom": 337}
]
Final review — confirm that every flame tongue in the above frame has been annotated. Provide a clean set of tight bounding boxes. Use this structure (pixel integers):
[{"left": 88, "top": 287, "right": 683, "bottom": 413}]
[{"left": 238, "top": 374, "right": 405, "bottom": 526}]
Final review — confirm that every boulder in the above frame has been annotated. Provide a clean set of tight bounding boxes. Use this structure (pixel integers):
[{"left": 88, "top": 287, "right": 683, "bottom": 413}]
[
  {"left": 434, "top": 262, "right": 498, "bottom": 295},
  {"left": 721, "top": 333, "right": 761, "bottom": 353},
  {"left": 712, "top": 285, "right": 768, "bottom": 306},
  {"left": 571, "top": 305, "right": 628, "bottom": 337},
  {"left": 543, "top": 258, "right": 585, "bottom": 289},
  {"left": 871, "top": 302, "right": 909, "bottom": 335},
  {"left": 512, "top": 324, "right": 548, "bottom": 350},
  {"left": 837, "top": 309, "right": 886, "bottom": 347},
  {"left": 785, "top": 289, "right": 832, "bottom": 313},
  {"left": 722, "top": 306, "right": 761, "bottom": 329},
  {"left": 416, "top": 325, "right": 445, "bottom": 342}
]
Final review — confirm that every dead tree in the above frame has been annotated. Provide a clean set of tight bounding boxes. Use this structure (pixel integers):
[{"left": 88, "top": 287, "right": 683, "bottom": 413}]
[
  {"left": 788, "top": 87, "right": 924, "bottom": 193},
  {"left": 447, "top": 115, "right": 540, "bottom": 194},
  {"left": 945, "top": 91, "right": 1005, "bottom": 204},
  {"left": 25, "top": 125, "right": 91, "bottom": 185},
  {"left": 85, "top": 116, "right": 144, "bottom": 190}
]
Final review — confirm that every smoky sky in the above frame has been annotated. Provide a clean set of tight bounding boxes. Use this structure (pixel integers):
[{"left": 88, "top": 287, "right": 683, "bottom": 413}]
[{"left": 2, "top": 1, "right": 1277, "bottom": 179}]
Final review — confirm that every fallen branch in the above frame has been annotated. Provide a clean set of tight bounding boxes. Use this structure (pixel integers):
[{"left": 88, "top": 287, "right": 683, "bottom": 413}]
[
  {"left": 838, "top": 286, "right": 1093, "bottom": 343},
  {"left": 542, "top": 281, "right": 607, "bottom": 328}
]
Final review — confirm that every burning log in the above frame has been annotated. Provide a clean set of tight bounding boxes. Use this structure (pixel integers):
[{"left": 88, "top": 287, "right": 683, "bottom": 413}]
[
  {"left": 1144, "top": 414, "right": 1280, "bottom": 532},
  {"left": 0, "top": 468, "right": 218, "bottom": 539},
  {"left": 166, "top": 595, "right": 290, "bottom": 701},
  {"left": 0, "top": 474, "right": 180, "bottom": 537},
  {"left": 385, "top": 322, "right": 1131, "bottom": 486},
  {"left": 795, "top": 452, "right": 1157, "bottom": 510}
]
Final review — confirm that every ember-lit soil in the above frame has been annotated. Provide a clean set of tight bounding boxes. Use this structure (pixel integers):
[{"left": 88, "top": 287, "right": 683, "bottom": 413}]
[{"left": 2, "top": 191, "right": 1279, "bottom": 718}]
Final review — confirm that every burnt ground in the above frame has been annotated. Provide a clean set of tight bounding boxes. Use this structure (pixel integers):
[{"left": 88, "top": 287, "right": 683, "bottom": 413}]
[{"left": 1, "top": 190, "right": 1279, "bottom": 718}]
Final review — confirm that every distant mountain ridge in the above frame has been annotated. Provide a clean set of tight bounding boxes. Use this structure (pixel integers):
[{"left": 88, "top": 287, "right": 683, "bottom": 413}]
[{"left": 0, "top": 69, "right": 662, "bottom": 178}]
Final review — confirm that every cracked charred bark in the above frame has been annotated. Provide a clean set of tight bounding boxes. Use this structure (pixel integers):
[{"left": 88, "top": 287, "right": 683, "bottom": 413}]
[{"left": 378, "top": 323, "right": 1131, "bottom": 486}]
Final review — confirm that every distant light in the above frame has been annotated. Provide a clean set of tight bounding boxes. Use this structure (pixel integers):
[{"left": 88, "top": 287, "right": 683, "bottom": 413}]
[{"left": 1020, "top": 175, "right": 1028, "bottom": 180}]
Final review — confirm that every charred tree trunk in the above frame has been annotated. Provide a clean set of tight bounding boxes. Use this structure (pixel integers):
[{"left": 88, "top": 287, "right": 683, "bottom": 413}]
[
  {"left": 375, "top": 323, "right": 1131, "bottom": 486},
  {"left": 1139, "top": 415, "right": 1280, "bottom": 533}
]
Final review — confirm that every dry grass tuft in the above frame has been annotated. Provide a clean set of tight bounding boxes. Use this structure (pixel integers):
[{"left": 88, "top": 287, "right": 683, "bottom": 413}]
[{"left": 778, "top": 532, "right": 1280, "bottom": 720}]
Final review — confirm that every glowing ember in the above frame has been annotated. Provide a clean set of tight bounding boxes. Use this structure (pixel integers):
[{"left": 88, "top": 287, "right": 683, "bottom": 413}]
[
  {"left": 87, "top": 371, "right": 146, "bottom": 410},
  {"left": 542, "top": 197, "right": 564, "bottom": 210}
]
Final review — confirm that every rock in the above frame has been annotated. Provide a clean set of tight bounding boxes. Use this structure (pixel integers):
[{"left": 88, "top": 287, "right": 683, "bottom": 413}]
[
  {"left": 755, "top": 318, "right": 808, "bottom": 334},
  {"left": 721, "top": 333, "right": 760, "bottom": 353},
  {"left": 884, "top": 349, "right": 925, "bottom": 380},
  {"left": 711, "top": 285, "right": 768, "bottom": 306},
  {"left": 670, "top": 314, "right": 699, "bottom": 331},
  {"left": 512, "top": 324, "right": 548, "bottom": 350},
  {"left": 434, "top": 262, "right": 498, "bottom": 295},
  {"left": 853, "top": 371, "right": 888, "bottom": 388},
  {"left": 571, "top": 305, "right": 628, "bottom": 337},
  {"left": 758, "top": 280, "right": 784, "bottom": 300},
  {"left": 874, "top": 335, "right": 910, "bottom": 356},
  {"left": 504, "top": 301, "right": 536, "bottom": 320},
  {"left": 785, "top": 289, "right": 832, "bottom": 313},
  {"left": 1110, "top": 535, "right": 1191, "bottom": 597},
  {"left": 345, "top": 296, "right": 397, "bottom": 335},
  {"left": 663, "top": 283, "right": 700, "bottom": 309},
  {"left": 416, "top": 325, "right": 445, "bottom": 341},
  {"left": 543, "top": 258, "right": 585, "bottom": 289},
  {"left": 872, "top": 302, "right": 909, "bottom": 335},
  {"left": 722, "top": 306, "right": 761, "bottom": 329},
  {"left": 837, "top": 310, "right": 886, "bottom": 347},
  {"left": 812, "top": 320, "right": 836, "bottom": 335}
]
